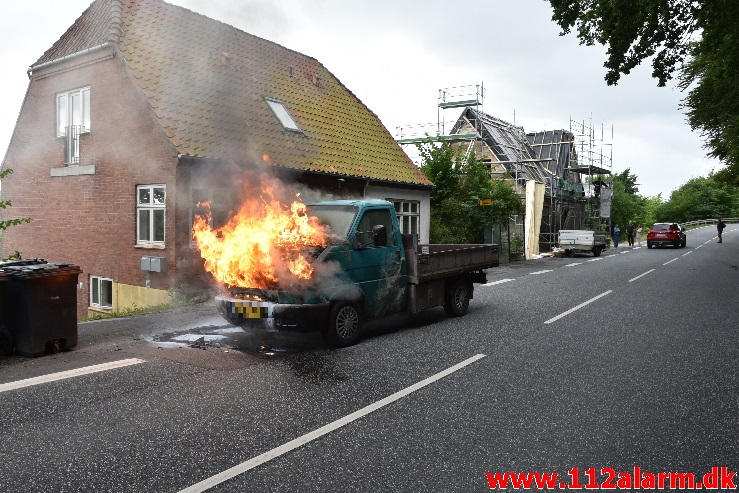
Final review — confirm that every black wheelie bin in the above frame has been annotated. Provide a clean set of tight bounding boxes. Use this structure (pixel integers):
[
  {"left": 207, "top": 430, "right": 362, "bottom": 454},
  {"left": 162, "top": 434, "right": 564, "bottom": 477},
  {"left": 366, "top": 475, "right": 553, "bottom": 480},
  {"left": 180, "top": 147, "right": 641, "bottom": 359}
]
[
  {"left": 0, "top": 259, "right": 47, "bottom": 356},
  {"left": 0, "top": 260, "right": 82, "bottom": 357}
]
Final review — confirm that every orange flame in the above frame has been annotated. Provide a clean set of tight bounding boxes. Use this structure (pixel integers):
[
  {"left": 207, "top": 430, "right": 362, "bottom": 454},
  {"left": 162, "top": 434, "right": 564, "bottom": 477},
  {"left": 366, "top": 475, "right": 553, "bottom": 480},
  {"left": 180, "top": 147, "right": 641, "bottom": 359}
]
[{"left": 193, "top": 180, "right": 329, "bottom": 290}]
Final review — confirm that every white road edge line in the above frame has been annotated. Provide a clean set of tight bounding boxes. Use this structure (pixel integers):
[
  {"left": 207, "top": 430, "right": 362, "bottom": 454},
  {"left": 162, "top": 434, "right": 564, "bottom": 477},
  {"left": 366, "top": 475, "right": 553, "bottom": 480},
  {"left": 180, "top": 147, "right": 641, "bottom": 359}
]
[
  {"left": 529, "top": 270, "right": 553, "bottom": 275},
  {"left": 587, "top": 258, "right": 603, "bottom": 262},
  {"left": 0, "top": 358, "right": 146, "bottom": 393},
  {"left": 663, "top": 258, "right": 679, "bottom": 265},
  {"left": 177, "top": 354, "right": 487, "bottom": 493},
  {"left": 482, "top": 279, "right": 514, "bottom": 286},
  {"left": 682, "top": 251, "right": 692, "bottom": 256},
  {"left": 565, "top": 263, "right": 582, "bottom": 267},
  {"left": 629, "top": 269, "right": 656, "bottom": 283},
  {"left": 544, "top": 291, "right": 612, "bottom": 325}
]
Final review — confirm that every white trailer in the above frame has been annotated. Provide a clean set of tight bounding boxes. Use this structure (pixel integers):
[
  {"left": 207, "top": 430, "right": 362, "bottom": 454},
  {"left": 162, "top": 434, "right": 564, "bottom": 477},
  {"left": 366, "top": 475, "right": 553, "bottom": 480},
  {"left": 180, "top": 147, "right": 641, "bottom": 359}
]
[{"left": 558, "top": 230, "right": 608, "bottom": 257}]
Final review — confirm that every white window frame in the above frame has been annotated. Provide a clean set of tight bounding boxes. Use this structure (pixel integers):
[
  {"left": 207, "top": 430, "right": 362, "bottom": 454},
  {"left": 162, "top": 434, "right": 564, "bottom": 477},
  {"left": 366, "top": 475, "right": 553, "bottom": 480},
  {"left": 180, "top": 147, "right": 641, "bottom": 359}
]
[
  {"left": 56, "top": 86, "right": 91, "bottom": 137},
  {"left": 90, "top": 275, "right": 113, "bottom": 309},
  {"left": 264, "top": 97, "right": 301, "bottom": 132},
  {"left": 137, "top": 185, "right": 166, "bottom": 245},
  {"left": 390, "top": 199, "right": 420, "bottom": 236}
]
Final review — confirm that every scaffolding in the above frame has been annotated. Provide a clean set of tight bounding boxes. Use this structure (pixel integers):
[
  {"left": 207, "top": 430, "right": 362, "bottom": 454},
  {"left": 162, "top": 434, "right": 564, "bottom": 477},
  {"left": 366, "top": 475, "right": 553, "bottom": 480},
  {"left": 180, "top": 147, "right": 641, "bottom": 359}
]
[
  {"left": 395, "top": 85, "right": 613, "bottom": 257},
  {"left": 569, "top": 117, "right": 613, "bottom": 231},
  {"left": 396, "top": 84, "right": 484, "bottom": 151}
]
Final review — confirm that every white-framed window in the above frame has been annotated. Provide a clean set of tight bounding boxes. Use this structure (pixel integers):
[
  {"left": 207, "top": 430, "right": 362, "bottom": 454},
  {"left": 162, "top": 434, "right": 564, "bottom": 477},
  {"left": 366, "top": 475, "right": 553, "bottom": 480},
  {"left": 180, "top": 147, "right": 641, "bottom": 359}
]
[
  {"left": 56, "top": 86, "right": 91, "bottom": 137},
  {"left": 90, "top": 275, "right": 113, "bottom": 309},
  {"left": 264, "top": 97, "right": 301, "bottom": 132},
  {"left": 137, "top": 185, "right": 166, "bottom": 245},
  {"left": 190, "top": 187, "right": 231, "bottom": 241},
  {"left": 390, "top": 200, "right": 420, "bottom": 236}
]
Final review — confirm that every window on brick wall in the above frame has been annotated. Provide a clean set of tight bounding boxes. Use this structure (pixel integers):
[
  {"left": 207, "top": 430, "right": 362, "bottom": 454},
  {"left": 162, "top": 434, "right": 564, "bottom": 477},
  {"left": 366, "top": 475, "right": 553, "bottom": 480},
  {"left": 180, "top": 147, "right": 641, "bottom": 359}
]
[
  {"left": 90, "top": 275, "right": 113, "bottom": 309},
  {"left": 137, "top": 185, "right": 166, "bottom": 245},
  {"left": 390, "top": 199, "right": 420, "bottom": 236},
  {"left": 56, "top": 87, "right": 90, "bottom": 165}
]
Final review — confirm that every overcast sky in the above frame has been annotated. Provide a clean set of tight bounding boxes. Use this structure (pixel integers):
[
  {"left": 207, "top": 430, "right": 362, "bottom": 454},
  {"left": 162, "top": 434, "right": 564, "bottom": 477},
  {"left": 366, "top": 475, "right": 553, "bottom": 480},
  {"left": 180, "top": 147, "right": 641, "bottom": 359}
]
[{"left": 0, "top": 0, "right": 721, "bottom": 197}]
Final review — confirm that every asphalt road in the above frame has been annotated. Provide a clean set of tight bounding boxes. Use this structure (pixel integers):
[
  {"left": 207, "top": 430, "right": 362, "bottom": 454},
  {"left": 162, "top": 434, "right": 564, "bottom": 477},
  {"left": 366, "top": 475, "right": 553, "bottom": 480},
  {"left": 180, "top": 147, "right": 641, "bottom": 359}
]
[{"left": 1, "top": 224, "right": 737, "bottom": 492}]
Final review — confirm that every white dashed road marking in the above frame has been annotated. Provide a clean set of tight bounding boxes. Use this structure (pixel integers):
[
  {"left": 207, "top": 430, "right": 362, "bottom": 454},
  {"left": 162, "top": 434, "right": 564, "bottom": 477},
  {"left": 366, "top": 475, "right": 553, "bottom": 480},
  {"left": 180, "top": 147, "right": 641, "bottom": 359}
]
[
  {"left": 544, "top": 291, "right": 612, "bottom": 325},
  {"left": 178, "top": 354, "right": 487, "bottom": 493},
  {"left": 0, "top": 358, "right": 146, "bottom": 393},
  {"left": 629, "top": 269, "right": 656, "bottom": 282},
  {"left": 482, "top": 279, "right": 515, "bottom": 286}
]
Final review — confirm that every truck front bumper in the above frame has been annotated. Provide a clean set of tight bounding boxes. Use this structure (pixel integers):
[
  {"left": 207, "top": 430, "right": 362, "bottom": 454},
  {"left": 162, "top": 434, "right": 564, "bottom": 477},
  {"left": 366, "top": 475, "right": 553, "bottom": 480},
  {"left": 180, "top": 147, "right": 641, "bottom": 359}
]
[{"left": 216, "top": 296, "right": 330, "bottom": 332}]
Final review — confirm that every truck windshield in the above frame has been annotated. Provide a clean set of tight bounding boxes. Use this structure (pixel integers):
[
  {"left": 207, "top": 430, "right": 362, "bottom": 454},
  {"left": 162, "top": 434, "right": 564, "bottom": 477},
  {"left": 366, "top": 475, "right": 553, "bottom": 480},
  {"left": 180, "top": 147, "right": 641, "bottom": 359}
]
[{"left": 307, "top": 205, "right": 357, "bottom": 241}]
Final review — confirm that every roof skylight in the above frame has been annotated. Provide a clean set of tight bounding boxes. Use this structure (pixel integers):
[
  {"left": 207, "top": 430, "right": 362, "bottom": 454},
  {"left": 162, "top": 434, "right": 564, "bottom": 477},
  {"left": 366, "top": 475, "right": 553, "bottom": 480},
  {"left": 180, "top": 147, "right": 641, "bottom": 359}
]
[{"left": 265, "top": 98, "right": 301, "bottom": 132}]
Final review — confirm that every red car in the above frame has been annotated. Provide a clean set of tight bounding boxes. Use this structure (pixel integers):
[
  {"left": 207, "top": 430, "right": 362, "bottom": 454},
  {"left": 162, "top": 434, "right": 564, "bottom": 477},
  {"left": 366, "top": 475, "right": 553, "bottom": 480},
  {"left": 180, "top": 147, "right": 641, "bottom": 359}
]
[{"left": 647, "top": 222, "right": 686, "bottom": 249}]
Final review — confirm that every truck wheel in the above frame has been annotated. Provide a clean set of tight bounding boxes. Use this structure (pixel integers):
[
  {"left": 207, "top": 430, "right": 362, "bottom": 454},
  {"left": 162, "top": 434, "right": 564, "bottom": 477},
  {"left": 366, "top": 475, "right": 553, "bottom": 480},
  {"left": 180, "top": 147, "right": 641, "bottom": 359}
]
[
  {"left": 0, "top": 327, "right": 14, "bottom": 356},
  {"left": 323, "top": 301, "right": 362, "bottom": 347},
  {"left": 592, "top": 246, "right": 602, "bottom": 257},
  {"left": 444, "top": 281, "right": 470, "bottom": 317}
]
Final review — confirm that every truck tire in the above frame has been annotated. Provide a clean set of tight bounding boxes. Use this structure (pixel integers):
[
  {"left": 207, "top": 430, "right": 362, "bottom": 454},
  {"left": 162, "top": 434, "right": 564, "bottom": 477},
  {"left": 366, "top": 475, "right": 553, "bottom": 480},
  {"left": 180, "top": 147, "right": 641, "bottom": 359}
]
[
  {"left": 592, "top": 246, "right": 602, "bottom": 257},
  {"left": 444, "top": 281, "right": 470, "bottom": 317},
  {"left": 322, "top": 301, "right": 362, "bottom": 347}
]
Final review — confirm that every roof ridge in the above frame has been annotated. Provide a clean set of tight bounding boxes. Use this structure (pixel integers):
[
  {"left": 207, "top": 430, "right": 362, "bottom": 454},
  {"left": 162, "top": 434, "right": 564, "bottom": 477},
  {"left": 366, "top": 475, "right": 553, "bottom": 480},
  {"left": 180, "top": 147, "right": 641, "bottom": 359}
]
[
  {"left": 109, "top": 0, "right": 124, "bottom": 44},
  {"left": 146, "top": 0, "right": 322, "bottom": 65},
  {"left": 470, "top": 107, "right": 522, "bottom": 130},
  {"left": 31, "top": 0, "right": 118, "bottom": 69}
]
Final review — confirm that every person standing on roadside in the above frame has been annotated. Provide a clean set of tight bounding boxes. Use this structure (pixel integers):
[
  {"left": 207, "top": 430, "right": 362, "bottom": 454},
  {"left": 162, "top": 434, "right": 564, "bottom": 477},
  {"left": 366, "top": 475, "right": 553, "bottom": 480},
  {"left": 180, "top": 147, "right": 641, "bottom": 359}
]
[
  {"left": 636, "top": 224, "right": 643, "bottom": 246},
  {"left": 626, "top": 221, "right": 635, "bottom": 246},
  {"left": 717, "top": 218, "right": 726, "bottom": 243},
  {"left": 613, "top": 224, "right": 620, "bottom": 248}
]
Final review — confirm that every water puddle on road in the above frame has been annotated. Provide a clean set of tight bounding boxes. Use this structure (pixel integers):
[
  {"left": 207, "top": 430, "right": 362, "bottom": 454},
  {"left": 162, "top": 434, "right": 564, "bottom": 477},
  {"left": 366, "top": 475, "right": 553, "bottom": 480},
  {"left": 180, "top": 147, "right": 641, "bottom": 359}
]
[{"left": 150, "top": 323, "right": 327, "bottom": 357}]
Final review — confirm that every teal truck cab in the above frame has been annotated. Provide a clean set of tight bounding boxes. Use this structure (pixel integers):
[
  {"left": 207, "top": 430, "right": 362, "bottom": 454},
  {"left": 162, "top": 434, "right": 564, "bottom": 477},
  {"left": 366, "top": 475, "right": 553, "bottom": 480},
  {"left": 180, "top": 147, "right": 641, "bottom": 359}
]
[{"left": 217, "top": 199, "right": 499, "bottom": 346}]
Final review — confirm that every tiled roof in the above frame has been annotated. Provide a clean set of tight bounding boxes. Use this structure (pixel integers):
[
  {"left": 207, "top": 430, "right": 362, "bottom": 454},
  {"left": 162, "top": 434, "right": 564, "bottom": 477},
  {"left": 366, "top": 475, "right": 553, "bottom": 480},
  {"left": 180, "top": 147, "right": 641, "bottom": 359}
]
[
  {"left": 34, "top": 0, "right": 122, "bottom": 65},
  {"left": 34, "top": 0, "right": 432, "bottom": 187},
  {"left": 526, "top": 130, "right": 576, "bottom": 179},
  {"left": 453, "top": 108, "right": 547, "bottom": 184}
]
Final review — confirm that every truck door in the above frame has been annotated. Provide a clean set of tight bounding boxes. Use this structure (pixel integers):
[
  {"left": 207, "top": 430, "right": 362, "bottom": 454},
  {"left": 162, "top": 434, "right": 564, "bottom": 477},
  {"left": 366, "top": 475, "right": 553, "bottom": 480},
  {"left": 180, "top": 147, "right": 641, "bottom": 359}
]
[{"left": 350, "top": 208, "right": 407, "bottom": 317}]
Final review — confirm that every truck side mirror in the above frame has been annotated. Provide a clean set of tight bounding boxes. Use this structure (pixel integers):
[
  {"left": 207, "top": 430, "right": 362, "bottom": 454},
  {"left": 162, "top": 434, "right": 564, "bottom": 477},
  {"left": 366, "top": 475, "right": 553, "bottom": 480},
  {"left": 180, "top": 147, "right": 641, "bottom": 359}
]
[{"left": 372, "top": 225, "right": 387, "bottom": 247}]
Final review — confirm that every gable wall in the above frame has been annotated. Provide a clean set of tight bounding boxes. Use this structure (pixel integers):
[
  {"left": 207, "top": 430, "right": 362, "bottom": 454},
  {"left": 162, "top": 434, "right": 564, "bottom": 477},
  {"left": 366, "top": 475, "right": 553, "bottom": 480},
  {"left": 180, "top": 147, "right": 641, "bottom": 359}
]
[{"left": 2, "top": 48, "right": 180, "bottom": 318}]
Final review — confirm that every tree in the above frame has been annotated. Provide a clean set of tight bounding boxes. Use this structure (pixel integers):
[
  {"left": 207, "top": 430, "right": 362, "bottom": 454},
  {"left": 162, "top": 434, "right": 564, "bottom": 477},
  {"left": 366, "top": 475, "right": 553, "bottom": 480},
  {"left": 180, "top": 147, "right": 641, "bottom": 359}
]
[
  {"left": 418, "top": 140, "right": 522, "bottom": 244},
  {"left": 0, "top": 168, "right": 31, "bottom": 260},
  {"left": 614, "top": 168, "right": 640, "bottom": 196},
  {"left": 641, "top": 193, "right": 663, "bottom": 228},
  {"left": 547, "top": 0, "right": 739, "bottom": 175},
  {"left": 655, "top": 176, "right": 739, "bottom": 222},
  {"left": 417, "top": 140, "right": 461, "bottom": 209},
  {"left": 0, "top": 168, "right": 31, "bottom": 232},
  {"left": 610, "top": 170, "right": 646, "bottom": 232},
  {"left": 678, "top": 1, "right": 739, "bottom": 172},
  {"left": 548, "top": 0, "right": 700, "bottom": 86}
]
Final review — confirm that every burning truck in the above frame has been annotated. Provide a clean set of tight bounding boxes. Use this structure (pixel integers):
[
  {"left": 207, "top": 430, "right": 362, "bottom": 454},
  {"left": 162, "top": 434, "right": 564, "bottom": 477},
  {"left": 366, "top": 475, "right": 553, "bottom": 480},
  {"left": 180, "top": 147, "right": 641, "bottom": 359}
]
[{"left": 193, "top": 188, "right": 499, "bottom": 347}]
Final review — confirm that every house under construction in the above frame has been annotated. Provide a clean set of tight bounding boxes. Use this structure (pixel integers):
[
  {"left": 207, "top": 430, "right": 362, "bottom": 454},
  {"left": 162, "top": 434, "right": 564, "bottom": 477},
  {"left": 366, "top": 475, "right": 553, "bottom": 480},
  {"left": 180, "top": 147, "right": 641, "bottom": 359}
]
[{"left": 396, "top": 84, "right": 612, "bottom": 258}]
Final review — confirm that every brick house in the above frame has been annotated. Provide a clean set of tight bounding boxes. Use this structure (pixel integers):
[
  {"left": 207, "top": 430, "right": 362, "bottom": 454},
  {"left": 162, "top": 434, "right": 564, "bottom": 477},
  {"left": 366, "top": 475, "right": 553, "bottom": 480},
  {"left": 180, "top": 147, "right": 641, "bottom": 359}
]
[{"left": 0, "top": 0, "right": 432, "bottom": 318}]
